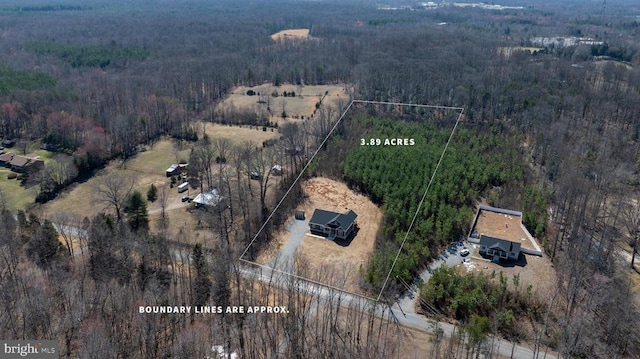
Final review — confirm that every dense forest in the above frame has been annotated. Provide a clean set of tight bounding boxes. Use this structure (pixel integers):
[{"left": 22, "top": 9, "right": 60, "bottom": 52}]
[
  {"left": 1, "top": 0, "right": 640, "bottom": 357},
  {"left": 331, "top": 114, "right": 533, "bottom": 292}
]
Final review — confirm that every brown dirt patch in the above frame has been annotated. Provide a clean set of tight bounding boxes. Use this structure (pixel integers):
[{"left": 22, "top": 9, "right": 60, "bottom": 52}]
[
  {"left": 270, "top": 28, "right": 310, "bottom": 42},
  {"left": 295, "top": 177, "right": 382, "bottom": 293}
]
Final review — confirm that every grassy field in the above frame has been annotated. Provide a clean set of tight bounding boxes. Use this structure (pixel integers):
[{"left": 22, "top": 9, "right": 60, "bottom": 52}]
[
  {"left": 0, "top": 147, "right": 61, "bottom": 211},
  {"left": 202, "top": 122, "right": 279, "bottom": 146},
  {"left": 222, "top": 83, "right": 349, "bottom": 124},
  {"left": 42, "top": 139, "right": 191, "bottom": 218},
  {"left": 0, "top": 168, "right": 37, "bottom": 211}
]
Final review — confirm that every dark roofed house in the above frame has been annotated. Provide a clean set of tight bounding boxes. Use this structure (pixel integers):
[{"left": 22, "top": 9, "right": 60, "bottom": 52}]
[
  {"left": 9, "top": 155, "right": 31, "bottom": 172},
  {"left": 309, "top": 209, "right": 358, "bottom": 241},
  {"left": 478, "top": 235, "right": 521, "bottom": 262},
  {"left": 2, "top": 139, "right": 15, "bottom": 148},
  {"left": 0, "top": 152, "right": 13, "bottom": 166}
]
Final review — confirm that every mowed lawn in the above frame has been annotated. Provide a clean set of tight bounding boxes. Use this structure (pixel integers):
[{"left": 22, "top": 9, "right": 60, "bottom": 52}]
[
  {"left": 0, "top": 168, "right": 38, "bottom": 211},
  {"left": 0, "top": 147, "right": 62, "bottom": 211}
]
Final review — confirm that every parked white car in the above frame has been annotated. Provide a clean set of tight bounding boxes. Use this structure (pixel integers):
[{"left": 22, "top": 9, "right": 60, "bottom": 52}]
[{"left": 460, "top": 248, "right": 470, "bottom": 257}]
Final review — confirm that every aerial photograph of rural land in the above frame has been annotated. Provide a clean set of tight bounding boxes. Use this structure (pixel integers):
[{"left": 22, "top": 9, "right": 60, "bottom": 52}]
[{"left": 0, "top": 0, "right": 639, "bottom": 358}]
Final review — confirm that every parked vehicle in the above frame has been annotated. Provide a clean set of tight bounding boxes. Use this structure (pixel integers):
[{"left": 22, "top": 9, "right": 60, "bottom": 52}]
[
  {"left": 177, "top": 182, "right": 189, "bottom": 193},
  {"left": 460, "top": 248, "right": 470, "bottom": 257}
]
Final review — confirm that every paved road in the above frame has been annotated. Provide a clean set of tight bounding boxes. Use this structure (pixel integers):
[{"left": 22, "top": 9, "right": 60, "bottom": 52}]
[
  {"left": 50, "top": 220, "right": 557, "bottom": 358},
  {"left": 240, "top": 264, "right": 557, "bottom": 359},
  {"left": 397, "top": 245, "right": 465, "bottom": 314}
]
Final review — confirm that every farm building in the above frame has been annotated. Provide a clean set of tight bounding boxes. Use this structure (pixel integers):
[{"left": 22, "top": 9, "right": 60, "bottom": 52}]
[
  {"left": 309, "top": 209, "right": 358, "bottom": 240},
  {"left": 166, "top": 163, "right": 188, "bottom": 177},
  {"left": 193, "top": 188, "right": 226, "bottom": 209},
  {"left": 478, "top": 235, "right": 521, "bottom": 263}
]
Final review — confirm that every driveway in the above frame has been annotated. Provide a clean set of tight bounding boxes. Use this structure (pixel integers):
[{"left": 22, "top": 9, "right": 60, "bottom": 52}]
[
  {"left": 397, "top": 244, "right": 466, "bottom": 315},
  {"left": 268, "top": 218, "right": 309, "bottom": 271}
]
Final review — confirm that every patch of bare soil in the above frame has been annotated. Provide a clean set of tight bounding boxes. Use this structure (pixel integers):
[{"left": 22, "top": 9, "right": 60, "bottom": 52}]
[{"left": 270, "top": 28, "right": 310, "bottom": 42}]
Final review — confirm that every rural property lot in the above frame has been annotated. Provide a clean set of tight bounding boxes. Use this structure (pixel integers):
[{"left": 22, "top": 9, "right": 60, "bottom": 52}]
[
  {"left": 41, "top": 120, "right": 281, "bottom": 220},
  {"left": 222, "top": 83, "right": 349, "bottom": 123},
  {"left": 473, "top": 208, "right": 540, "bottom": 253},
  {"left": 202, "top": 122, "right": 279, "bottom": 147},
  {"left": 257, "top": 176, "right": 382, "bottom": 295}
]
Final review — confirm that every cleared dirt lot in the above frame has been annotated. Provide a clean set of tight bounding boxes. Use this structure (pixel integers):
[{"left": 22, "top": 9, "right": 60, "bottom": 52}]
[
  {"left": 270, "top": 28, "right": 310, "bottom": 42},
  {"left": 259, "top": 176, "right": 382, "bottom": 294}
]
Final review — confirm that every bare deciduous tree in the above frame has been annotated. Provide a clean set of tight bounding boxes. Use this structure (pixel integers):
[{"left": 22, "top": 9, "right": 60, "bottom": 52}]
[{"left": 93, "top": 174, "right": 134, "bottom": 222}]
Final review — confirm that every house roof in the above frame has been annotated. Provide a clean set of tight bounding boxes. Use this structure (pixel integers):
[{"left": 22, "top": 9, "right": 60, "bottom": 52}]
[
  {"left": 166, "top": 164, "right": 178, "bottom": 172},
  {"left": 309, "top": 209, "right": 358, "bottom": 230},
  {"left": 479, "top": 235, "right": 521, "bottom": 254},
  {"left": 10, "top": 155, "right": 30, "bottom": 167},
  {"left": 0, "top": 152, "right": 13, "bottom": 162},
  {"left": 193, "top": 188, "right": 224, "bottom": 207}
]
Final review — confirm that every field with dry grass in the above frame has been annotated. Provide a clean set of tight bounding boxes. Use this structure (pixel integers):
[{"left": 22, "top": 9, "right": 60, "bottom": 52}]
[
  {"left": 270, "top": 28, "right": 311, "bottom": 42},
  {"left": 221, "top": 83, "right": 349, "bottom": 124}
]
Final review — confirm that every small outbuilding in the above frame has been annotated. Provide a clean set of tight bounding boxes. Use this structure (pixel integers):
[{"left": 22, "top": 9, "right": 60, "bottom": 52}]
[
  {"left": 166, "top": 163, "right": 188, "bottom": 177},
  {"left": 193, "top": 188, "right": 226, "bottom": 209}
]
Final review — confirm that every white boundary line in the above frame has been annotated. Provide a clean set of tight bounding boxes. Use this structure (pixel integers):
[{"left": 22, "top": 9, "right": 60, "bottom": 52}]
[
  {"left": 375, "top": 106, "right": 463, "bottom": 301},
  {"left": 239, "top": 99, "right": 464, "bottom": 302}
]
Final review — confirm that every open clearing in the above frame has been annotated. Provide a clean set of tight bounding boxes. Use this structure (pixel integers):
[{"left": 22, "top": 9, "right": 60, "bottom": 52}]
[
  {"left": 41, "top": 139, "right": 192, "bottom": 219},
  {"left": 0, "top": 168, "right": 37, "bottom": 211},
  {"left": 270, "top": 28, "right": 310, "bottom": 42},
  {"left": 497, "top": 46, "right": 544, "bottom": 57},
  {"left": 40, "top": 119, "right": 281, "bottom": 220},
  {"left": 259, "top": 176, "right": 382, "bottom": 294},
  {"left": 202, "top": 122, "right": 279, "bottom": 146},
  {"left": 222, "top": 83, "right": 349, "bottom": 123}
]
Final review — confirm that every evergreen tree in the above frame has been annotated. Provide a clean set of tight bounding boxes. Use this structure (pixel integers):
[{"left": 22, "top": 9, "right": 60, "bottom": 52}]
[
  {"left": 27, "top": 219, "right": 66, "bottom": 269},
  {"left": 191, "top": 243, "right": 211, "bottom": 307},
  {"left": 147, "top": 183, "right": 158, "bottom": 202},
  {"left": 126, "top": 190, "right": 149, "bottom": 232}
]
